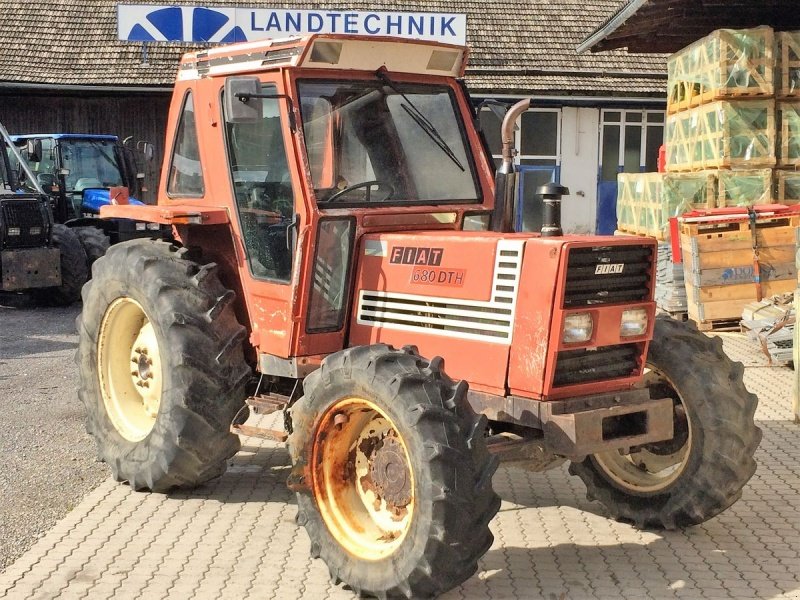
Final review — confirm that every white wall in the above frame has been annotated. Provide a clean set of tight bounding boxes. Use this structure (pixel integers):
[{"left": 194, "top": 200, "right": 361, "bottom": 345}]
[{"left": 559, "top": 107, "right": 600, "bottom": 234}]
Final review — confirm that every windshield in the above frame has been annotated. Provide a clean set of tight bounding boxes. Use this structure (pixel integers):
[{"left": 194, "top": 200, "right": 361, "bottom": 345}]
[
  {"left": 298, "top": 79, "right": 480, "bottom": 206},
  {"left": 59, "top": 139, "right": 124, "bottom": 192}
]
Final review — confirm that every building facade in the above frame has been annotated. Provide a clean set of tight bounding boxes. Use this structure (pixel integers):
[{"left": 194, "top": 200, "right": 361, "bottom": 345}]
[{"left": 0, "top": 0, "right": 668, "bottom": 232}]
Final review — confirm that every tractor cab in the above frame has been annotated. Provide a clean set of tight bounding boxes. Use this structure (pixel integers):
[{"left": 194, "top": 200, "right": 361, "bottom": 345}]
[{"left": 11, "top": 134, "right": 148, "bottom": 224}]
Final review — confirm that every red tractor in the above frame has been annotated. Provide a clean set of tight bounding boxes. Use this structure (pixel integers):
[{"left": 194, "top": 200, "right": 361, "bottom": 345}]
[{"left": 78, "top": 35, "right": 761, "bottom": 598}]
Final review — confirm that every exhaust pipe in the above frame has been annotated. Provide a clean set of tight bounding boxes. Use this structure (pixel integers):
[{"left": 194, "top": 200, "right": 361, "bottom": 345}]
[{"left": 491, "top": 99, "right": 530, "bottom": 233}]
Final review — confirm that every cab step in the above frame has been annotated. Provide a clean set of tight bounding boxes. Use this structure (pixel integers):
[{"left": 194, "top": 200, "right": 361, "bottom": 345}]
[{"left": 230, "top": 423, "right": 288, "bottom": 442}]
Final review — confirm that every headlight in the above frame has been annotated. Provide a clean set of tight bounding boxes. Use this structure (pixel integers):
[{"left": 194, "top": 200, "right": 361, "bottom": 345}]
[
  {"left": 563, "top": 312, "right": 593, "bottom": 343},
  {"left": 463, "top": 212, "right": 491, "bottom": 231},
  {"left": 621, "top": 308, "right": 648, "bottom": 337},
  {"left": 7, "top": 227, "right": 20, "bottom": 236}
]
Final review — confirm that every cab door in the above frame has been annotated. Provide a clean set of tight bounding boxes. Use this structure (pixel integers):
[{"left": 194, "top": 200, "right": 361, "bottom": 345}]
[{"left": 219, "top": 74, "right": 303, "bottom": 361}]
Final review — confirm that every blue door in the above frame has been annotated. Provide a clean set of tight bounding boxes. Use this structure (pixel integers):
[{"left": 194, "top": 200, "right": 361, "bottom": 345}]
[{"left": 597, "top": 110, "right": 665, "bottom": 235}]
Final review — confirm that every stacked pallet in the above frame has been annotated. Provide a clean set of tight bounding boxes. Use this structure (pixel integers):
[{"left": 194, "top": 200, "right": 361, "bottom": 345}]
[
  {"left": 680, "top": 211, "right": 799, "bottom": 329},
  {"left": 664, "top": 27, "right": 800, "bottom": 204},
  {"left": 655, "top": 242, "right": 687, "bottom": 315}
]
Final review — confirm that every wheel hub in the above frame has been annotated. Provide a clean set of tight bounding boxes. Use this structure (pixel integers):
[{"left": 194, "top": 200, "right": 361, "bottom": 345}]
[
  {"left": 312, "top": 398, "right": 415, "bottom": 560},
  {"left": 98, "top": 298, "right": 163, "bottom": 442},
  {"left": 369, "top": 436, "right": 412, "bottom": 508}
]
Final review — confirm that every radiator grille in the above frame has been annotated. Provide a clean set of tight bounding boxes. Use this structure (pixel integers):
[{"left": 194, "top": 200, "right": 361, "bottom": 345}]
[
  {"left": 0, "top": 197, "right": 49, "bottom": 249},
  {"left": 564, "top": 245, "right": 652, "bottom": 308},
  {"left": 553, "top": 343, "right": 640, "bottom": 387}
]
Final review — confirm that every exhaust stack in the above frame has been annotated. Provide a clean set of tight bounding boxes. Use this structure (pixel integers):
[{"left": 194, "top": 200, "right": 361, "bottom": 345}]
[{"left": 491, "top": 99, "right": 530, "bottom": 233}]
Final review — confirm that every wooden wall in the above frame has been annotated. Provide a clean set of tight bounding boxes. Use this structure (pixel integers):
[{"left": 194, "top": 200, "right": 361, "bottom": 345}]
[{"left": 0, "top": 92, "right": 171, "bottom": 203}]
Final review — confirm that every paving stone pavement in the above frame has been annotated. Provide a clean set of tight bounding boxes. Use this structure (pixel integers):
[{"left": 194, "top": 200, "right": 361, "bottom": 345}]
[{"left": 0, "top": 332, "right": 798, "bottom": 600}]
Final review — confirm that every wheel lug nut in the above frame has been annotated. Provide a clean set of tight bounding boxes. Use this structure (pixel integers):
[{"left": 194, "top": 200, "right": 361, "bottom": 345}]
[{"left": 333, "top": 412, "right": 348, "bottom": 430}]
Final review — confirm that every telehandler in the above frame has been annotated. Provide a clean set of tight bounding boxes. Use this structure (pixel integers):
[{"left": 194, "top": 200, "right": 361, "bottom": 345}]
[{"left": 78, "top": 35, "right": 761, "bottom": 598}]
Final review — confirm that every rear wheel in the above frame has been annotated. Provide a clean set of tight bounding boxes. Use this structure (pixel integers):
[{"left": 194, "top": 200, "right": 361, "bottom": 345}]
[
  {"left": 73, "top": 226, "right": 110, "bottom": 273},
  {"left": 31, "top": 224, "right": 87, "bottom": 306},
  {"left": 288, "top": 345, "right": 499, "bottom": 599},
  {"left": 77, "top": 239, "right": 250, "bottom": 492},
  {"left": 569, "top": 315, "right": 761, "bottom": 529}
]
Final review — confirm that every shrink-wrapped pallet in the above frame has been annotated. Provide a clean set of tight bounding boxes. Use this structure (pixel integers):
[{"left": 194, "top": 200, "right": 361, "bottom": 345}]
[
  {"left": 616, "top": 172, "right": 716, "bottom": 240},
  {"left": 668, "top": 27, "right": 774, "bottom": 114},
  {"left": 666, "top": 100, "right": 776, "bottom": 171},
  {"left": 775, "top": 170, "right": 800, "bottom": 204},
  {"left": 717, "top": 169, "right": 773, "bottom": 206},
  {"left": 778, "top": 101, "right": 800, "bottom": 166},
  {"left": 777, "top": 31, "right": 800, "bottom": 97}
]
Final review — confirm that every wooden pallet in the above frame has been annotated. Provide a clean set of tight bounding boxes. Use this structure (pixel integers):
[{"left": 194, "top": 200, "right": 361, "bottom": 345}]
[
  {"left": 778, "top": 101, "right": 800, "bottom": 167},
  {"left": 716, "top": 168, "right": 773, "bottom": 206},
  {"left": 777, "top": 31, "right": 800, "bottom": 98},
  {"left": 694, "top": 317, "right": 742, "bottom": 332},
  {"left": 775, "top": 169, "right": 800, "bottom": 204},
  {"left": 667, "top": 27, "right": 775, "bottom": 114},
  {"left": 665, "top": 100, "right": 776, "bottom": 172}
]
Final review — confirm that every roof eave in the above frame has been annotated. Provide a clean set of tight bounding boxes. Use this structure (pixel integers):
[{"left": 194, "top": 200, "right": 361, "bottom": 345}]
[{"left": 576, "top": 0, "right": 647, "bottom": 54}]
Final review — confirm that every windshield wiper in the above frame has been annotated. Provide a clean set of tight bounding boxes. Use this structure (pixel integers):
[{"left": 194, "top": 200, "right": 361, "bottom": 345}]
[{"left": 375, "top": 70, "right": 465, "bottom": 172}]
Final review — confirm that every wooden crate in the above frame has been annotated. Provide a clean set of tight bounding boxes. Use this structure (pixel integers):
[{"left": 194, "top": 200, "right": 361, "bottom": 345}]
[
  {"left": 775, "top": 169, "right": 800, "bottom": 204},
  {"left": 666, "top": 100, "right": 776, "bottom": 171},
  {"left": 716, "top": 168, "right": 773, "bottom": 206},
  {"left": 680, "top": 214, "right": 800, "bottom": 324},
  {"left": 663, "top": 171, "right": 717, "bottom": 211},
  {"left": 777, "top": 32, "right": 800, "bottom": 98},
  {"left": 778, "top": 101, "right": 800, "bottom": 167},
  {"left": 667, "top": 27, "right": 775, "bottom": 114}
]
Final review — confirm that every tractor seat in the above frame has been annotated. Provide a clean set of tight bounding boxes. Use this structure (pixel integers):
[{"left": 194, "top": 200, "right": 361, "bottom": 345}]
[{"left": 74, "top": 177, "right": 104, "bottom": 191}]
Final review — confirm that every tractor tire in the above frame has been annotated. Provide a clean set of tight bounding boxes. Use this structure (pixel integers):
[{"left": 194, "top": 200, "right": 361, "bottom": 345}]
[
  {"left": 288, "top": 345, "right": 500, "bottom": 599},
  {"left": 30, "top": 224, "right": 88, "bottom": 306},
  {"left": 73, "top": 226, "right": 110, "bottom": 273},
  {"left": 569, "top": 315, "right": 761, "bottom": 529},
  {"left": 76, "top": 239, "right": 251, "bottom": 492}
]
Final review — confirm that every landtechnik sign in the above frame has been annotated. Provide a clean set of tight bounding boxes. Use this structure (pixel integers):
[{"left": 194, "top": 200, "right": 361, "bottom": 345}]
[{"left": 117, "top": 5, "right": 467, "bottom": 45}]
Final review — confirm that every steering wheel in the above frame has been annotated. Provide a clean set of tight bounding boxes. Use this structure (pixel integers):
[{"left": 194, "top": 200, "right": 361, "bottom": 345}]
[{"left": 325, "top": 180, "right": 394, "bottom": 203}]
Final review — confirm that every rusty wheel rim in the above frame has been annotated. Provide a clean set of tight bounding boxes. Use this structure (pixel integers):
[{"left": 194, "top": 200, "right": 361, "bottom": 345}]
[
  {"left": 312, "top": 397, "right": 414, "bottom": 560},
  {"left": 592, "top": 366, "right": 692, "bottom": 494},
  {"left": 97, "top": 297, "right": 163, "bottom": 442}
]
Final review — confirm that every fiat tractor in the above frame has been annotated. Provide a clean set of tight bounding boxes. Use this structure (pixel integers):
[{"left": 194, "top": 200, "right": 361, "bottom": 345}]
[
  {"left": 0, "top": 121, "right": 87, "bottom": 304},
  {"left": 77, "top": 35, "right": 761, "bottom": 598}
]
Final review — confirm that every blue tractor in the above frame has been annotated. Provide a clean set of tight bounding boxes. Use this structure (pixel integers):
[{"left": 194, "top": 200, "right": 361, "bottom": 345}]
[{"left": 9, "top": 134, "right": 157, "bottom": 269}]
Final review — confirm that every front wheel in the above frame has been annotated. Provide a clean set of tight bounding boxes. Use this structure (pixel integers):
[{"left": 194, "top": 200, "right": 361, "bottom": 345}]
[
  {"left": 569, "top": 315, "right": 761, "bottom": 529},
  {"left": 77, "top": 239, "right": 251, "bottom": 492},
  {"left": 31, "top": 224, "right": 87, "bottom": 306},
  {"left": 288, "top": 345, "right": 499, "bottom": 598}
]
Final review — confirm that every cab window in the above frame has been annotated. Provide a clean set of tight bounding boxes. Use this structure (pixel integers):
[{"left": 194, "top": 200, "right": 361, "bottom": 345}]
[{"left": 168, "top": 92, "right": 204, "bottom": 196}]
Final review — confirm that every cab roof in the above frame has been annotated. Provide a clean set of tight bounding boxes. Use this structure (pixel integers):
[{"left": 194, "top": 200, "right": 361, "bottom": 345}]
[{"left": 178, "top": 34, "right": 468, "bottom": 81}]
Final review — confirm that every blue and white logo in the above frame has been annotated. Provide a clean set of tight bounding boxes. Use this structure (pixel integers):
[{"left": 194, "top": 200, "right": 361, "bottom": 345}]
[
  {"left": 118, "top": 5, "right": 467, "bottom": 45},
  {"left": 119, "top": 6, "right": 245, "bottom": 43}
]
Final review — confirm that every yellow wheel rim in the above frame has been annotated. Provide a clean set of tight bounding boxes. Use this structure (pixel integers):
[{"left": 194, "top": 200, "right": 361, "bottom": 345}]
[
  {"left": 592, "top": 366, "right": 692, "bottom": 494},
  {"left": 312, "top": 397, "right": 415, "bottom": 561},
  {"left": 97, "top": 297, "right": 163, "bottom": 442}
]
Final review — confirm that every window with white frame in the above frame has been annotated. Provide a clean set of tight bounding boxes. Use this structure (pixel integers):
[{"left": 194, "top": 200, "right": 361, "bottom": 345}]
[{"left": 599, "top": 109, "right": 665, "bottom": 182}]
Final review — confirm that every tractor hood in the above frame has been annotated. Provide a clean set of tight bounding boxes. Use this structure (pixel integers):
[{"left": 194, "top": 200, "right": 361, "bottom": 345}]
[{"left": 348, "top": 231, "right": 657, "bottom": 399}]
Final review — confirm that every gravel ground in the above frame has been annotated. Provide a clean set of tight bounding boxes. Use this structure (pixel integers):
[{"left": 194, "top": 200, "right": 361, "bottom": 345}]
[{"left": 0, "top": 295, "right": 108, "bottom": 572}]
